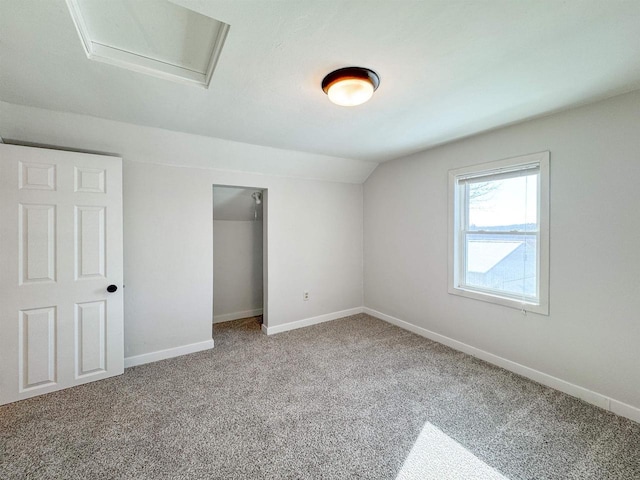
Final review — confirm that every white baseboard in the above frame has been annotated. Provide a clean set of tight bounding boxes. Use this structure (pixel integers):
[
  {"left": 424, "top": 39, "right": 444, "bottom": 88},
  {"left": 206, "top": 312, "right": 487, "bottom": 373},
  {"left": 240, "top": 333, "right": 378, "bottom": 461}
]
[
  {"left": 124, "top": 339, "right": 215, "bottom": 368},
  {"left": 364, "top": 307, "right": 640, "bottom": 424},
  {"left": 213, "top": 308, "right": 263, "bottom": 324},
  {"left": 262, "top": 307, "right": 364, "bottom": 335},
  {"left": 610, "top": 399, "right": 640, "bottom": 424}
]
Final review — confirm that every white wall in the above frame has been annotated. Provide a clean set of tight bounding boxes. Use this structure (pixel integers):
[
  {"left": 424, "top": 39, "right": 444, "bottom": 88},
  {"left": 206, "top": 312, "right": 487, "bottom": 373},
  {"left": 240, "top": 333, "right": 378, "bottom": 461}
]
[
  {"left": 0, "top": 102, "right": 364, "bottom": 360},
  {"left": 123, "top": 162, "right": 362, "bottom": 358},
  {"left": 213, "top": 220, "right": 263, "bottom": 322},
  {"left": 364, "top": 90, "right": 640, "bottom": 412},
  {"left": 0, "top": 102, "right": 377, "bottom": 184}
]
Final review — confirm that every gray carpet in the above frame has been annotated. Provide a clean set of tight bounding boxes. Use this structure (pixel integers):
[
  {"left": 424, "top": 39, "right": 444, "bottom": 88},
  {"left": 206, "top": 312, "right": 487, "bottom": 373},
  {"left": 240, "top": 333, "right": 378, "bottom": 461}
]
[{"left": 1, "top": 314, "right": 638, "bottom": 479}]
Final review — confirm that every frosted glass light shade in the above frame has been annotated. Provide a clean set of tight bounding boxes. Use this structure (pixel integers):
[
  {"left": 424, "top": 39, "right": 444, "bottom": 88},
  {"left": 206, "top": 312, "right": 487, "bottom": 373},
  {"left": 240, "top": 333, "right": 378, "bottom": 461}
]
[
  {"left": 322, "top": 67, "right": 380, "bottom": 107},
  {"left": 327, "top": 78, "right": 375, "bottom": 106}
]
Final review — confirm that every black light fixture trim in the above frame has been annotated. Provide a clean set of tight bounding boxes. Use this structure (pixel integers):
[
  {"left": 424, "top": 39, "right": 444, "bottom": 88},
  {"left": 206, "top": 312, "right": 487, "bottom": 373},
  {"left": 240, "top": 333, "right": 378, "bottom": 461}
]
[{"left": 321, "top": 67, "right": 380, "bottom": 93}]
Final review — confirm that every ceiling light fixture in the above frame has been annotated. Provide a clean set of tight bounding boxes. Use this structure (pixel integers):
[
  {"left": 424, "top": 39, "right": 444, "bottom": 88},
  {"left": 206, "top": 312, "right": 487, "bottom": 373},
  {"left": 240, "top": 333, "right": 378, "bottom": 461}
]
[{"left": 321, "top": 67, "right": 380, "bottom": 106}]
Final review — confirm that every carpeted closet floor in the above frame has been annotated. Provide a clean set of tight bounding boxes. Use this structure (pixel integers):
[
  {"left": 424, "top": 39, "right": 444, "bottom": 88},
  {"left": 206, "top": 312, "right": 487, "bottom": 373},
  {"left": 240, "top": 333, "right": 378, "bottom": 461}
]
[{"left": 1, "top": 313, "right": 638, "bottom": 479}]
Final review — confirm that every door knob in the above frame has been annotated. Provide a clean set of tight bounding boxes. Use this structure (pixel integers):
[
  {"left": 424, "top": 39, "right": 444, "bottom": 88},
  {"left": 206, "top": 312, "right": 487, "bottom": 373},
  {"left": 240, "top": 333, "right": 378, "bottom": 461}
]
[{"left": 107, "top": 284, "right": 118, "bottom": 293}]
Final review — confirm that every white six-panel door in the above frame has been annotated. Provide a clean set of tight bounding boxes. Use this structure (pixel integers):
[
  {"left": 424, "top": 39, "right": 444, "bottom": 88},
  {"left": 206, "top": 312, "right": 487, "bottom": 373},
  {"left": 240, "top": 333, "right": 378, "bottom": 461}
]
[{"left": 0, "top": 144, "right": 124, "bottom": 405}]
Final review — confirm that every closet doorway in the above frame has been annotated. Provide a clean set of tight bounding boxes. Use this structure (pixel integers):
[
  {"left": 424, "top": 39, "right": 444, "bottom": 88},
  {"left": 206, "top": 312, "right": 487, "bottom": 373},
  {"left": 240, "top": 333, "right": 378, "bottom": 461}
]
[{"left": 212, "top": 185, "right": 267, "bottom": 334}]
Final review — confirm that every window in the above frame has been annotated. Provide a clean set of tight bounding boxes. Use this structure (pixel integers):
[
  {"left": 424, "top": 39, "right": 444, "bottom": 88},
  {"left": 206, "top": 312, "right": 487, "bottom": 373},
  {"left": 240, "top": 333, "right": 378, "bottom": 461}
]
[{"left": 448, "top": 152, "right": 549, "bottom": 314}]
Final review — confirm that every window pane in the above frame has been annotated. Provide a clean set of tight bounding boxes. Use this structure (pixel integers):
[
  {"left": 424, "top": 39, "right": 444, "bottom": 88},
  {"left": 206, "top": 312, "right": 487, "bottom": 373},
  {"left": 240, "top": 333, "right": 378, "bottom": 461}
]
[
  {"left": 468, "top": 174, "right": 538, "bottom": 231},
  {"left": 464, "top": 234, "right": 537, "bottom": 298}
]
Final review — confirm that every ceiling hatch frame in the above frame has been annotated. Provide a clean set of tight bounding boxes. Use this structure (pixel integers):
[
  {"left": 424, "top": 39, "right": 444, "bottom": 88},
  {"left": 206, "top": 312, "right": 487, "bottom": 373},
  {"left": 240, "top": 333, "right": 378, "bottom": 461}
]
[{"left": 65, "top": 0, "right": 229, "bottom": 88}]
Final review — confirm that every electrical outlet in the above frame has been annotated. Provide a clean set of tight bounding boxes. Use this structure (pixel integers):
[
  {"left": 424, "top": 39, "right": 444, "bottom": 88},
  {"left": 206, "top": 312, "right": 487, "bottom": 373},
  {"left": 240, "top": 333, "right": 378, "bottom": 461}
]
[{"left": 303, "top": 291, "right": 309, "bottom": 301}]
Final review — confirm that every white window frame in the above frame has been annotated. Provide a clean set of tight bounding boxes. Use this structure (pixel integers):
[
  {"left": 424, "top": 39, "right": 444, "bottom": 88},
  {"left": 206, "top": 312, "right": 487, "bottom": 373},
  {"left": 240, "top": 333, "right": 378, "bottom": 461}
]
[{"left": 448, "top": 151, "right": 550, "bottom": 315}]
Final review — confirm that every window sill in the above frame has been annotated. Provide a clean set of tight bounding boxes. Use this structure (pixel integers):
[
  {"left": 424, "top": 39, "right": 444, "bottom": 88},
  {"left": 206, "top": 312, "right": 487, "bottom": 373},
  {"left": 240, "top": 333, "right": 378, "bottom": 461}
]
[{"left": 448, "top": 285, "right": 549, "bottom": 315}]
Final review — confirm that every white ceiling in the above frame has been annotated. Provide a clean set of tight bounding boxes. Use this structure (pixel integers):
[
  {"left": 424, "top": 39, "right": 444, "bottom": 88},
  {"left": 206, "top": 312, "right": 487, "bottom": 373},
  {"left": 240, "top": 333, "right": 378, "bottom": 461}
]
[
  {"left": 1, "top": 0, "right": 639, "bottom": 163},
  {"left": 213, "top": 186, "right": 263, "bottom": 221}
]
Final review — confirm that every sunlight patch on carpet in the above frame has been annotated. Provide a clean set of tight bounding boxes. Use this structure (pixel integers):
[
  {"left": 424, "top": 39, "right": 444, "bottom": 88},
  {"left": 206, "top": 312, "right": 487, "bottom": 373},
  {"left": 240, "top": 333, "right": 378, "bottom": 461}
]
[{"left": 396, "top": 423, "right": 508, "bottom": 480}]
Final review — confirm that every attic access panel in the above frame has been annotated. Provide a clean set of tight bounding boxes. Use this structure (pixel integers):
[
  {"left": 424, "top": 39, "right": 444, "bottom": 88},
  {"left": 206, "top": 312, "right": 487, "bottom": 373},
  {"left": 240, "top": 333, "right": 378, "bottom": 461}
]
[{"left": 66, "top": 0, "right": 229, "bottom": 88}]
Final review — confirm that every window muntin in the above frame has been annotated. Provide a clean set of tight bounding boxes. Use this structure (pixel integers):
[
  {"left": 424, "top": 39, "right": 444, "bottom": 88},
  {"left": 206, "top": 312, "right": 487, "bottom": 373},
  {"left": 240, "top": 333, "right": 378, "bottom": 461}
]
[{"left": 449, "top": 152, "right": 549, "bottom": 314}]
